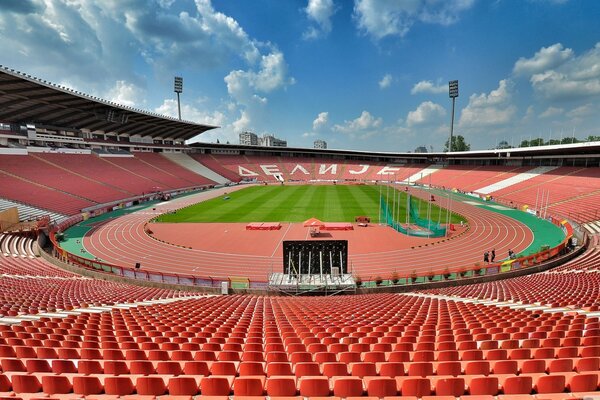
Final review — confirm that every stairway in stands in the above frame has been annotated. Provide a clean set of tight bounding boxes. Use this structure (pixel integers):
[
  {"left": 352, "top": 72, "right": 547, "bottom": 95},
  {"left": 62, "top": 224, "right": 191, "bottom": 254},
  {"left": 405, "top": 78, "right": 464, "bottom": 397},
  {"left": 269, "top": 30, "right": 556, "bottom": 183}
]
[
  {"left": 475, "top": 166, "right": 560, "bottom": 195},
  {"left": 162, "top": 153, "right": 229, "bottom": 185}
]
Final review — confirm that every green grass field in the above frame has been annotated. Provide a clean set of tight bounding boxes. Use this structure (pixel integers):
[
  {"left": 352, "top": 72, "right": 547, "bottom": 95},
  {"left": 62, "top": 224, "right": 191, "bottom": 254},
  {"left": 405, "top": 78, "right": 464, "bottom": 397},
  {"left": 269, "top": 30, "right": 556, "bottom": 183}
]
[{"left": 155, "top": 185, "right": 466, "bottom": 224}]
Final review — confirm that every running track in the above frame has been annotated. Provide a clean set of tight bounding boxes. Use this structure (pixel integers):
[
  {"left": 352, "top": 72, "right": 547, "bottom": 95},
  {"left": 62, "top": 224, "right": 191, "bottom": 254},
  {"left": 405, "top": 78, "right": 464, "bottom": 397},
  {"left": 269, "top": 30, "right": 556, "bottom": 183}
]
[{"left": 83, "top": 185, "right": 534, "bottom": 281}]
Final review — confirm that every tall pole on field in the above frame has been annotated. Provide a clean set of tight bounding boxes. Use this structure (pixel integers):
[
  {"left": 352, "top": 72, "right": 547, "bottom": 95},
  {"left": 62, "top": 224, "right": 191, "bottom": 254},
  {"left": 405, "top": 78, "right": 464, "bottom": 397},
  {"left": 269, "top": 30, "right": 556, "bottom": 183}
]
[
  {"left": 378, "top": 184, "right": 382, "bottom": 224},
  {"left": 448, "top": 80, "right": 459, "bottom": 152},
  {"left": 174, "top": 76, "right": 183, "bottom": 120}
]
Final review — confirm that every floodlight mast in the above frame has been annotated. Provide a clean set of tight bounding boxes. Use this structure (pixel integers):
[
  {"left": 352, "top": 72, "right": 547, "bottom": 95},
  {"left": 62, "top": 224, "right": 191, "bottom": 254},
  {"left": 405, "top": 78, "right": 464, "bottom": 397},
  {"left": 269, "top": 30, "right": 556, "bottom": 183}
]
[
  {"left": 174, "top": 76, "right": 183, "bottom": 120},
  {"left": 448, "top": 80, "right": 459, "bottom": 152}
]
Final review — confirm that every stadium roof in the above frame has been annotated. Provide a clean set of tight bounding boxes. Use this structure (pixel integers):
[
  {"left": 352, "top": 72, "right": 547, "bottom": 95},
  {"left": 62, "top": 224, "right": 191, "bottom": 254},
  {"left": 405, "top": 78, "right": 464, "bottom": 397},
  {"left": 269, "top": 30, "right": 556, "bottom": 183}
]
[{"left": 0, "top": 66, "right": 217, "bottom": 141}]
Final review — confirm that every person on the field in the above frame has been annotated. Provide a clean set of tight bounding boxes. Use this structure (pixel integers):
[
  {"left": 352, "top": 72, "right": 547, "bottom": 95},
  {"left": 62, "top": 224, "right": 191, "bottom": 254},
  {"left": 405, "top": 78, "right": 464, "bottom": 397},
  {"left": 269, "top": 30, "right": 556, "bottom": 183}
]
[
  {"left": 483, "top": 251, "right": 489, "bottom": 263},
  {"left": 491, "top": 249, "right": 496, "bottom": 263}
]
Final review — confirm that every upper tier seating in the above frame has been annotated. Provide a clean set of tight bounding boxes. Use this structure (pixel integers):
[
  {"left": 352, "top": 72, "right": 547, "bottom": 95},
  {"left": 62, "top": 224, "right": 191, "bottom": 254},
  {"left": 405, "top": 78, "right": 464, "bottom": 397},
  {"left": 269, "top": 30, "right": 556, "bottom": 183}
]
[{"left": 0, "top": 153, "right": 215, "bottom": 216}]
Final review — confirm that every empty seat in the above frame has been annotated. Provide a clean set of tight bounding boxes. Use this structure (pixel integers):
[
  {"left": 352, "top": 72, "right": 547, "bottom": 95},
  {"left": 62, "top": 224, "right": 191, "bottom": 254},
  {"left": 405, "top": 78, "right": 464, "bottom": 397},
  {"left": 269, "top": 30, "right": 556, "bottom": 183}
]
[
  {"left": 400, "top": 377, "right": 432, "bottom": 397},
  {"left": 366, "top": 376, "right": 398, "bottom": 397},
  {"left": 435, "top": 377, "right": 466, "bottom": 397},
  {"left": 468, "top": 376, "right": 499, "bottom": 396},
  {"left": 492, "top": 360, "right": 518, "bottom": 374},
  {"left": 42, "top": 375, "right": 72, "bottom": 395},
  {"left": 266, "top": 376, "right": 297, "bottom": 397},
  {"left": 567, "top": 373, "right": 599, "bottom": 392},
  {"left": 136, "top": 376, "right": 167, "bottom": 396},
  {"left": 73, "top": 376, "right": 103, "bottom": 395},
  {"left": 322, "top": 362, "right": 349, "bottom": 377},
  {"left": 11, "top": 374, "right": 42, "bottom": 393},
  {"left": 299, "top": 376, "right": 330, "bottom": 397},
  {"left": 502, "top": 375, "right": 533, "bottom": 395},
  {"left": 548, "top": 358, "right": 574, "bottom": 373},
  {"left": 408, "top": 361, "right": 434, "bottom": 377},
  {"left": 233, "top": 376, "right": 265, "bottom": 396},
  {"left": 351, "top": 362, "right": 377, "bottom": 377},
  {"left": 201, "top": 376, "right": 232, "bottom": 396},
  {"left": 332, "top": 376, "right": 364, "bottom": 397},
  {"left": 534, "top": 374, "right": 566, "bottom": 394},
  {"left": 104, "top": 376, "right": 135, "bottom": 396},
  {"left": 168, "top": 376, "right": 200, "bottom": 396},
  {"left": 379, "top": 362, "right": 405, "bottom": 377}
]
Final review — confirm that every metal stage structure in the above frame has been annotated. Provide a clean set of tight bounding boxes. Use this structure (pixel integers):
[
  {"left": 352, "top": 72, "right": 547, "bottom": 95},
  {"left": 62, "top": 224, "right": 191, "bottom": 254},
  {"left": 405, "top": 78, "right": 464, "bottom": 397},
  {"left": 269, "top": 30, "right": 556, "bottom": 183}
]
[{"left": 268, "top": 239, "right": 356, "bottom": 295}]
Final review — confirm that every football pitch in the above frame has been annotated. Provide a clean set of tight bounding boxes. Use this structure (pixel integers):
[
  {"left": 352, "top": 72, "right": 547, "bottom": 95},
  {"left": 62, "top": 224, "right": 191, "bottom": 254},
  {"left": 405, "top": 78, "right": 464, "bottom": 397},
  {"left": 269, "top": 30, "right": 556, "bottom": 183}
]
[{"left": 157, "top": 185, "right": 466, "bottom": 224}]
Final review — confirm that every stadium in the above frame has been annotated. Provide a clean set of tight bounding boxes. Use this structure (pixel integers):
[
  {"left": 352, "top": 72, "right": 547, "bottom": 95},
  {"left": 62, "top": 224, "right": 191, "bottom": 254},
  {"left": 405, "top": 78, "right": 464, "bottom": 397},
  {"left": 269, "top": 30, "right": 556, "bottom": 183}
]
[{"left": 0, "top": 62, "right": 599, "bottom": 400}]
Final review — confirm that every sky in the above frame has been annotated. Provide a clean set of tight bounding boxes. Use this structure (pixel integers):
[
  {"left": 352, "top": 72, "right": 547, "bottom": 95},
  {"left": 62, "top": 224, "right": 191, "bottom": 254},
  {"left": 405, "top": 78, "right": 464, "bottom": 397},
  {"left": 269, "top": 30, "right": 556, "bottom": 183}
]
[{"left": 1, "top": 0, "right": 600, "bottom": 152}]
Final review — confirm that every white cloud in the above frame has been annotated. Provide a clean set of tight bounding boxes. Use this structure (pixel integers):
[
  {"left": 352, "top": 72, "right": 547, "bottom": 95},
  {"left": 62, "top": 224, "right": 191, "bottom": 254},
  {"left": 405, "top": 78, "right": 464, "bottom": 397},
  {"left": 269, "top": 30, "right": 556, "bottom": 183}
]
[
  {"left": 312, "top": 111, "right": 329, "bottom": 130},
  {"left": 411, "top": 80, "right": 447, "bottom": 95},
  {"left": 379, "top": 73, "right": 393, "bottom": 89},
  {"left": 406, "top": 101, "right": 446, "bottom": 127},
  {"left": 155, "top": 99, "right": 225, "bottom": 126},
  {"left": 333, "top": 110, "right": 382, "bottom": 134},
  {"left": 107, "top": 80, "right": 144, "bottom": 107},
  {"left": 513, "top": 43, "right": 573, "bottom": 76},
  {"left": 566, "top": 104, "right": 594, "bottom": 119},
  {"left": 539, "top": 106, "right": 564, "bottom": 119},
  {"left": 224, "top": 50, "right": 294, "bottom": 105},
  {"left": 459, "top": 79, "right": 517, "bottom": 128},
  {"left": 303, "top": 0, "right": 336, "bottom": 39},
  {"left": 302, "top": 131, "right": 318, "bottom": 138},
  {"left": 523, "top": 42, "right": 600, "bottom": 100},
  {"left": 353, "top": 0, "right": 474, "bottom": 40}
]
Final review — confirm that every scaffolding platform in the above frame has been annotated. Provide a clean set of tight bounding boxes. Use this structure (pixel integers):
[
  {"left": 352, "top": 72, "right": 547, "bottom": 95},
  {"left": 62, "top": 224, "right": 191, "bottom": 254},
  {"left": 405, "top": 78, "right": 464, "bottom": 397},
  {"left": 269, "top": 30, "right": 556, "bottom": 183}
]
[{"left": 268, "top": 273, "right": 356, "bottom": 295}]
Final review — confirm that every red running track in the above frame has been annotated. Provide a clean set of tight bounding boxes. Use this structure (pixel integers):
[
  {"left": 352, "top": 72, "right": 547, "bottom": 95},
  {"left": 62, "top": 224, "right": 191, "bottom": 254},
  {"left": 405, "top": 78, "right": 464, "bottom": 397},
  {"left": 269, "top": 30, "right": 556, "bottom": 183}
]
[{"left": 83, "top": 185, "right": 534, "bottom": 281}]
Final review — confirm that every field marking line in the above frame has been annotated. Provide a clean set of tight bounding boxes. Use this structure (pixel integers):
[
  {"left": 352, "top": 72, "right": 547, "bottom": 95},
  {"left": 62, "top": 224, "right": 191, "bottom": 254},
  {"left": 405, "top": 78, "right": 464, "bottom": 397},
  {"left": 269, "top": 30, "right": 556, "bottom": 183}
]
[{"left": 271, "top": 223, "right": 293, "bottom": 258}]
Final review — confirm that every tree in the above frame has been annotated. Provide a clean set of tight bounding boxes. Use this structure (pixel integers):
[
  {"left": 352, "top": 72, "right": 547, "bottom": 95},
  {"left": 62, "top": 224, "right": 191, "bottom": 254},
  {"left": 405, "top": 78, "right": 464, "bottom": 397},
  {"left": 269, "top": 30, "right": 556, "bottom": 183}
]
[
  {"left": 444, "top": 135, "right": 470, "bottom": 152},
  {"left": 529, "top": 138, "right": 544, "bottom": 146},
  {"left": 497, "top": 140, "right": 511, "bottom": 149}
]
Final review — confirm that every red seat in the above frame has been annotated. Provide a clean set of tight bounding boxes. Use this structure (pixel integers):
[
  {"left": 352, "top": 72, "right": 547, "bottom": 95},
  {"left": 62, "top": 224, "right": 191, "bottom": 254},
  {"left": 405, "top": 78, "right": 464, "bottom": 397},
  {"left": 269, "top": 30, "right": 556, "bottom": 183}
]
[
  {"left": 435, "top": 377, "right": 466, "bottom": 397},
  {"left": 299, "top": 376, "right": 330, "bottom": 397},
  {"left": 136, "top": 376, "right": 167, "bottom": 396},
  {"left": 502, "top": 375, "right": 533, "bottom": 395},
  {"left": 351, "top": 362, "right": 377, "bottom": 377},
  {"left": 130, "top": 360, "right": 156, "bottom": 375},
  {"left": 436, "top": 361, "right": 462, "bottom": 376},
  {"left": 295, "top": 362, "right": 321, "bottom": 377},
  {"left": 104, "top": 376, "right": 135, "bottom": 396},
  {"left": 0, "top": 375, "right": 10, "bottom": 392},
  {"left": 233, "top": 376, "right": 265, "bottom": 396},
  {"left": 520, "top": 359, "right": 546, "bottom": 374},
  {"left": 492, "top": 360, "right": 518, "bottom": 374},
  {"left": 201, "top": 376, "right": 232, "bottom": 396},
  {"left": 408, "top": 361, "right": 434, "bottom": 377},
  {"left": 379, "top": 362, "right": 405, "bottom": 377},
  {"left": 1, "top": 358, "right": 26, "bottom": 372},
  {"left": 267, "top": 362, "right": 293, "bottom": 376},
  {"left": 73, "top": 376, "right": 103, "bottom": 395},
  {"left": 575, "top": 357, "right": 600, "bottom": 372},
  {"left": 366, "top": 376, "right": 398, "bottom": 397},
  {"left": 51, "top": 359, "right": 77, "bottom": 374},
  {"left": 534, "top": 374, "right": 566, "bottom": 394},
  {"left": 183, "top": 360, "right": 210, "bottom": 375},
  {"left": 332, "top": 376, "right": 364, "bottom": 397},
  {"left": 157, "top": 360, "right": 183, "bottom": 375},
  {"left": 266, "top": 376, "right": 297, "bottom": 397},
  {"left": 548, "top": 358, "right": 573, "bottom": 373},
  {"left": 322, "top": 362, "right": 349, "bottom": 377},
  {"left": 211, "top": 361, "right": 238, "bottom": 376},
  {"left": 465, "top": 360, "right": 490, "bottom": 376},
  {"left": 567, "top": 373, "right": 599, "bottom": 392},
  {"left": 400, "top": 377, "right": 432, "bottom": 397},
  {"left": 468, "top": 376, "right": 499, "bottom": 395},
  {"left": 168, "top": 376, "right": 200, "bottom": 396},
  {"left": 11, "top": 374, "right": 42, "bottom": 393},
  {"left": 26, "top": 359, "right": 52, "bottom": 373},
  {"left": 41, "top": 375, "right": 72, "bottom": 394}
]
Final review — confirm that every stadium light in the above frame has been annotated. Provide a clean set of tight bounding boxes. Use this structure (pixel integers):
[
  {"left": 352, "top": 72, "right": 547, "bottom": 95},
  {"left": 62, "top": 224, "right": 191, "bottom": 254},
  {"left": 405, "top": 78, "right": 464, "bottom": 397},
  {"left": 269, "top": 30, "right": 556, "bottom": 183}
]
[
  {"left": 448, "top": 80, "right": 459, "bottom": 152},
  {"left": 174, "top": 76, "right": 183, "bottom": 121}
]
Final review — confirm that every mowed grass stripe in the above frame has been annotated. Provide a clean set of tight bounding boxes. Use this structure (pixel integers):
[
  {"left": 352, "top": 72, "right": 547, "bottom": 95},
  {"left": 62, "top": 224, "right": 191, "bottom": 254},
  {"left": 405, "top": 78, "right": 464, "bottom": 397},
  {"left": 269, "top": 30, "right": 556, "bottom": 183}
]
[{"left": 155, "top": 185, "right": 465, "bottom": 224}]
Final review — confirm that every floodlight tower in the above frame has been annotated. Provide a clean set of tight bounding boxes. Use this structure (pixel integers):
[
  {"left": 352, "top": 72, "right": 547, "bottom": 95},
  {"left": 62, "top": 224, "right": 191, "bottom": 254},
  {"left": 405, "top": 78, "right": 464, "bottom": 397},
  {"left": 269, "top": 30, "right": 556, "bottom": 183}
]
[
  {"left": 448, "top": 80, "right": 459, "bottom": 152},
  {"left": 174, "top": 76, "right": 183, "bottom": 120}
]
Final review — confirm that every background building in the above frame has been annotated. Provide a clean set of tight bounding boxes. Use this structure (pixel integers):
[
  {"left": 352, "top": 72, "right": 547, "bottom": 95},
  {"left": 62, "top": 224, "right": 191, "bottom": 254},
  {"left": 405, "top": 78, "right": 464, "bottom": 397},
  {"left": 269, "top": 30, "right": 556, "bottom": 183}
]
[
  {"left": 239, "top": 131, "right": 258, "bottom": 146},
  {"left": 314, "top": 140, "right": 327, "bottom": 149},
  {"left": 261, "top": 134, "right": 287, "bottom": 147}
]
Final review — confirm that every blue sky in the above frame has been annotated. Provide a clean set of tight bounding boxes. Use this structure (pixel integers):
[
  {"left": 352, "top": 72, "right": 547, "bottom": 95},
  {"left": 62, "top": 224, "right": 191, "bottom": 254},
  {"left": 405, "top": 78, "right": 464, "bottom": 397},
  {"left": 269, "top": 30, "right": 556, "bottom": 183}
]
[{"left": 1, "top": 0, "right": 600, "bottom": 151}]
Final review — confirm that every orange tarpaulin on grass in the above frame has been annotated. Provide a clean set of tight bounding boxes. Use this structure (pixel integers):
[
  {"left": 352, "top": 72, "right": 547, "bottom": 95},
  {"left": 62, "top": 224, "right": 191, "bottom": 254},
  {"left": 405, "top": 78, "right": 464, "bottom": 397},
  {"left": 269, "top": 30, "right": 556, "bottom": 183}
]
[{"left": 303, "top": 218, "right": 324, "bottom": 227}]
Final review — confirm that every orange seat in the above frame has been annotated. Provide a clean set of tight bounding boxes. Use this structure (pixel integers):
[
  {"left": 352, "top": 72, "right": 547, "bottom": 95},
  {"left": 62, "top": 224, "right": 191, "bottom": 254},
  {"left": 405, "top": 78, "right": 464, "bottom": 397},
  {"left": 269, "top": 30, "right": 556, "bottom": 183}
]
[
  {"left": 567, "top": 373, "right": 598, "bottom": 392},
  {"left": 379, "top": 362, "right": 405, "bottom": 377},
  {"left": 322, "top": 362, "right": 349, "bottom": 377},
  {"left": 492, "top": 360, "right": 518, "bottom": 375},
  {"left": 267, "top": 362, "right": 293, "bottom": 377},
  {"left": 11, "top": 374, "right": 42, "bottom": 393},
  {"left": 299, "top": 376, "right": 330, "bottom": 397},
  {"left": 468, "top": 376, "right": 499, "bottom": 396},
  {"left": 266, "top": 376, "right": 297, "bottom": 397},
  {"left": 104, "top": 376, "right": 135, "bottom": 396},
  {"left": 502, "top": 375, "right": 532, "bottom": 395},
  {"left": 41, "top": 375, "right": 72, "bottom": 395},
  {"left": 534, "top": 374, "right": 566, "bottom": 394},
  {"left": 136, "top": 376, "right": 167, "bottom": 396},
  {"left": 435, "top": 377, "right": 466, "bottom": 397},
  {"left": 408, "top": 362, "right": 434, "bottom": 377},
  {"left": 73, "top": 375, "right": 103, "bottom": 395},
  {"left": 465, "top": 360, "right": 490, "bottom": 376},
  {"left": 400, "top": 377, "right": 431, "bottom": 397},
  {"left": 201, "top": 376, "right": 232, "bottom": 396},
  {"left": 436, "top": 361, "right": 462, "bottom": 376},
  {"left": 548, "top": 358, "right": 573, "bottom": 373},
  {"left": 233, "top": 376, "right": 265, "bottom": 396},
  {"left": 351, "top": 362, "right": 377, "bottom": 377},
  {"left": 332, "top": 376, "right": 364, "bottom": 397},
  {"left": 184, "top": 360, "right": 210, "bottom": 376},
  {"left": 168, "top": 376, "right": 200, "bottom": 396},
  {"left": 366, "top": 376, "right": 397, "bottom": 397},
  {"left": 520, "top": 359, "right": 546, "bottom": 374}
]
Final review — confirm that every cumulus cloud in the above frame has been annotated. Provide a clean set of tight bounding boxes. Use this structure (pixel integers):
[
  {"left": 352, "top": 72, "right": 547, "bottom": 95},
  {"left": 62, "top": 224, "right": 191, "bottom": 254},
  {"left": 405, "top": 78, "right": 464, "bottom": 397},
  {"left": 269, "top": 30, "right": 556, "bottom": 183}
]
[
  {"left": 312, "top": 111, "right": 329, "bottom": 130},
  {"left": 333, "top": 111, "right": 382, "bottom": 135},
  {"left": 379, "top": 73, "right": 393, "bottom": 89},
  {"left": 458, "top": 79, "right": 517, "bottom": 128},
  {"left": 513, "top": 43, "right": 573, "bottom": 76},
  {"left": 566, "top": 104, "right": 594, "bottom": 119},
  {"left": 518, "top": 42, "right": 600, "bottom": 100},
  {"left": 107, "top": 80, "right": 144, "bottom": 108},
  {"left": 411, "top": 80, "right": 447, "bottom": 95},
  {"left": 353, "top": 0, "right": 474, "bottom": 40},
  {"left": 303, "top": 0, "right": 337, "bottom": 39},
  {"left": 155, "top": 98, "right": 225, "bottom": 126},
  {"left": 406, "top": 101, "right": 446, "bottom": 127},
  {"left": 539, "top": 106, "right": 564, "bottom": 119}
]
